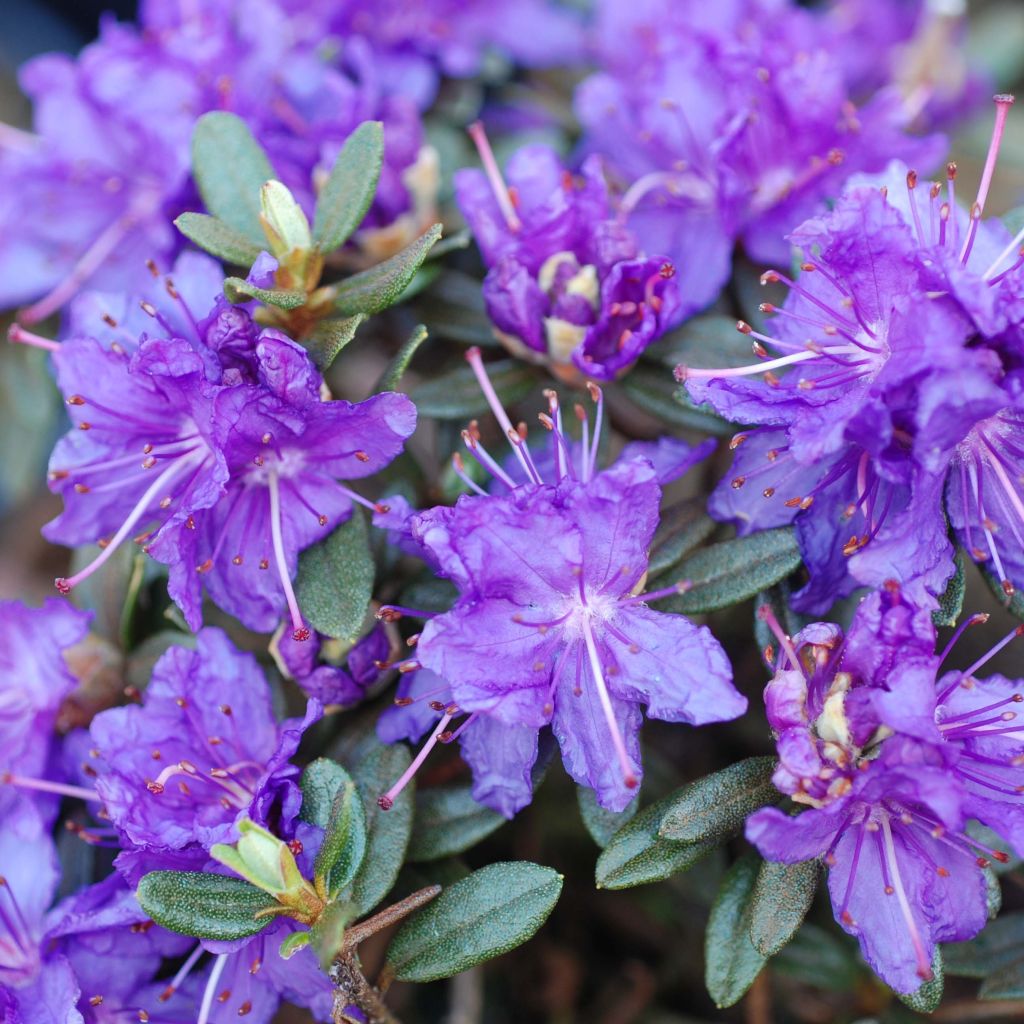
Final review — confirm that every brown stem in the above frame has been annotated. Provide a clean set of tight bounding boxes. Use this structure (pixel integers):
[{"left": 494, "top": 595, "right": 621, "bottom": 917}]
[
  {"left": 342, "top": 885, "right": 442, "bottom": 952},
  {"left": 331, "top": 952, "right": 402, "bottom": 1024}
]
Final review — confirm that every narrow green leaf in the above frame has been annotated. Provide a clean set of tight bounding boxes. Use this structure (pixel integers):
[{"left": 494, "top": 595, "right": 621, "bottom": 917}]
[
  {"left": 137, "top": 871, "right": 278, "bottom": 940},
  {"left": 344, "top": 741, "right": 415, "bottom": 916},
  {"left": 223, "top": 277, "right": 307, "bottom": 309},
  {"left": 296, "top": 509, "right": 374, "bottom": 641},
  {"left": 621, "top": 365, "right": 732, "bottom": 435},
  {"left": 596, "top": 793, "right": 718, "bottom": 890},
  {"left": 331, "top": 224, "right": 443, "bottom": 317},
  {"left": 705, "top": 854, "right": 768, "bottom": 1008},
  {"left": 192, "top": 112, "right": 276, "bottom": 244},
  {"left": 386, "top": 862, "right": 563, "bottom": 983},
  {"left": 408, "top": 785, "right": 506, "bottom": 863},
  {"left": 647, "top": 499, "right": 718, "bottom": 580},
  {"left": 643, "top": 313, "right": 756, "bottom": 371},
  {"left": 300, "top": 759, "right": 352, "bottom": 828},
  {"left": 410, "top": 358, "right": 536, "bottom": 420},
  {"left": 661, "top": 528, "right": 802, "bottom": 615},
  {"left": 320, "top": 780, "right": 368, "bottom": 898},
  {"left": 312, "top": 121, "right": 384, "bottom": 252},
  {"left": 375, "top": 325, "right": 429, "bottom": 393},
  {"left": 899, "top": 948, "right": 944, "bottom": 1013},
  {"left": 658, "top": 757, "right": 779, "bottom": 844},
  {"left": 174, "top": 213, "right": 264, "bottom": 266},
  {"left": 934, "top": 548, "right": 966, "bottom": 628},
  {"left": 980, "top": 559, "right": 1024, "bottom": 621},
  {"left": 747, "top": 859, "right": 819, "bottom": 957},
  {"left": 310, "top": 899, "right": 354, "bottom": 971},
  {"left": 945, "top": 911, "right": 1024, "bottom": 978},
  {"left": 577, "top": 786, "right": 639, "bottom": 849},
  {"left": 980, "top": 954, "right": 1024, "bottom": 1000},
  {"left": 307, "top": 315, "right": 365, "bottom": 371}
]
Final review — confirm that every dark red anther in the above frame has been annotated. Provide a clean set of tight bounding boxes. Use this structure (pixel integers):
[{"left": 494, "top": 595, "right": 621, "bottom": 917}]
[{"left": 292, "top": 627, "right": 311, "bottom": 642}]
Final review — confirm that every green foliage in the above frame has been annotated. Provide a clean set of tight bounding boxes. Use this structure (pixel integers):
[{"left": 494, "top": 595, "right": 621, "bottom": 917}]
[
  {"left": 173, "top": 212, "right": 264, "bottom": 265},
  {"left": 385, "top": 862, "right": 563, "bottom": 982},
  {"left": 411, "top": 357, "right": 536, "bottom": 419},
  {"left": 898, "top": 950, "right": 944, "bottom": 1013},
  {"left": 376, "top": 324, "right": 430, "bottom": 392},
  {"left": 747, "top": 858, "right": 819, "bottom": 957},
  {"left": 595, "top": 793, "right": 719, "bottom": 890},
  {"left": 344, "top": 741, "right": 415, "bottom": 916},
  {"left": 223, "top": 277, "right": 307, "bottom": 309},
  {"left": 295, "top": 509, "right": 374, "bottom": 641},
  {"left": 661, "top": 528, "right": 802, "bottom": 614},
  {"left": 191, "top": 112, "right": 276, "bottom": 244},
  {"left": 933, "top": 548, "right": 966, "bottom": 628},
  {"left": 300, "top": 760, "right": 368, "bottom": 898},
  {"left": 647, "top": 499, "right": 717, "bottom": 580},
  {"left": 312, "top": 121, "right": 384, "bottom": 253},
  {"left": 658, "top": 757, "right": 779, "bottom": 843},
  {"left": 408, "top": 785, "right": 506, "bottom": 862},
  {"left": 577, "top": 786, "right": 639, "bottom": 849},
  {"left": 137, "top": 871, "right": 279, "bottom": 940},
  {"left": 331, "top": 224, "right": 443, "bottom": 317},
  {"left": 306, "top": 314, "right": 366, "bottom": 371},
  {"left": 704, "top": 853, "right": 768, "bottom": 1008}
]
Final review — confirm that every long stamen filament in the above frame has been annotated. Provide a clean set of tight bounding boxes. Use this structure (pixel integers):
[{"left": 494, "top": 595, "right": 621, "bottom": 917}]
[
  {"left": 467, "top": 122, "right": 521, "bottom": 231},
  {"left": 268, "top": 468, "right": 309, "bottom": 642},
  {"left": 379, "top": 711, "right": 455, "bottom": 810}
]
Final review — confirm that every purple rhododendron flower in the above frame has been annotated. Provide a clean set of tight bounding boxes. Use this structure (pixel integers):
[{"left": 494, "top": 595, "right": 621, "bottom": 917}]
[
  {"left": 748, "top": 585, "right": 1024, "bottom": 993},
  {"left": 681, "top": 97, "right": 1024, "bottom": 612},
  {"left": 455, "top": 134, "right": 681, "bottom": 381},
  {"left": 39, "top": 253, "right": 416, "bottom": 637},
  {"left": 373, "top": 349, "right": 744, "bottom": 815},
  {"left": 0, "top": 599, "right": 90, "bottom": 797},
  {"left": 87, "top": 628, "right": 320, "bottom": 860},
  {"left": 576, "top": 0, "right": 945, "bottom": 317}
]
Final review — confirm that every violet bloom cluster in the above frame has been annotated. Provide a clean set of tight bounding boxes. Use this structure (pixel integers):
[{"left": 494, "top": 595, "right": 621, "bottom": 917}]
[
  {"left": 455, "top": 132, "right": 682, "bottom": 382},
  {"left": 748, "top": 585, "right": 1024, "bottom": 994},
  {"left": 0, "top": 0, "right": 434, "bottom": 322},
  {"left": 372, "top": 348, "right": 746, "bottom": 816},
  {"left": 35, "top": 251, "right": 415, "bottom": 637},
  {"left": 575, "top": 0, "right": 945, "bottom": 318},
  {"left": 682, "top": 96, "right": 1024, "bottom": 613}
]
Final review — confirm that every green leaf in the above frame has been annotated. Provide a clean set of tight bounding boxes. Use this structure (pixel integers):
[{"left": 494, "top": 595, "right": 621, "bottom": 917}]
[
  {"left": 411, "top": 358, "right": 536, "bottom": 420},
  {"left": 331, "top": 224, "right": 443, "bottom": 317},
  {"left": 621, "top": 364, "right": 732, "bottom": 435},
  {"left": 192, "top": 112, "right": 276, "bottom": 244},
  {"left": 310, "top": 899, "right": 353, "bottom": 970},
  {"left": 647, "top": 499, "right": 718, "bottom": 580},
  {"left": 980, "top": 954, "right": 1024, "bottom": 1000},
  {"left": 300, "top": 759, "right": 352, "bottom": 828},
  {"left": 658, "top": 757, "right": 779, "bottom": 844},
  {"left": 705, "top": 854, "right": 768, "bottom": 1008},
  {"left": 661, "top": 528, "right": 802, "bottom": 615},
  {"left": 980, "top": 559, "right": 1024, "bottom": 621},
  {"left": 933, "top": 548, "right": 966, "bottom": 628},
  {"left": 596, "top": 794, "right": 719, "bottom": 891},
  {"left": 376, "top": 324, "right": 429, "bottom": 393},
  {"left": 307, "top": 314, "right": 365, "bottom": 371},
  {"left": 747, "top": 859, "right": 819, "bottom": 957},
  {"left": 345, "top": 741, "right": 415, "bottom": 916},
  {"left": 945, "top": 912, "right": 1024, "bottom": 978},
  {"left": 644, "top": 313, "right": 756, "bottom": 372},
  {"left": 279, "top": 930, "right": 311, "bottom": 959},
  {"left": 408, "top": 785, "right": 506, "bottom": 863},
  {"left": 137, "top": 871, "right": 278, "bottom": 940},
  {"left": 386, "top": 862, "right": 563, "bottom": 983},
  {"left": 223, "top": 277, "right": 307, "bottom": 309},
  {"left": 577, "top": 786, "right": 639, "bottom": 849},
  {"left": 296, "top": 509, "right": 374, "bottom": 641},
  {"left": 260, "top": 180, "right": 311, "bottom": 254},
  {"left": 174, "top": 212, "right": 264, "bottom": 266},
  {"left": 319, "top": 778, "right": 368, "bottom": 898},
  {"left": 773, "top": 922, "right": 862, "bottom": 991},
  {"left": 898, "top": 948, "right": 944, "bottom": 1013},
  {"left": 312, "top": 121, "right": 384, "bottom": 252}
]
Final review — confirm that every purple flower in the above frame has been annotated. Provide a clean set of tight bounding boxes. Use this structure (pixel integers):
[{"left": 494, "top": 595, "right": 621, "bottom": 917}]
[
  {"left": 40, "top": 255, "right": 416, "bottom": 637},
  {"left": 575, "top": 0, "right": 944, "bottom": 317},
  {"left": 747, "top": 588, "right": 1024, "bottom": 993},
  {"left": 0, "top": 793, "right": 189, "bottom": 1022},
  {"left": 680, "top": 97, "right": 1024, "bottom": 611},
  {"left": 0, "top": 599, "right": 90, "bottom": 792},
  {"left": 375, "top": 350, "right": 744, "bottom": 815},
  {"left": 455, "top": 136, "right": 680, "bottom": 381},
  {"left": 87, "top": 629, "right": 319, "bottom": 861},
  {"left": 0, "top": 17, "right": 201, "bottom": 321},
  {"left": 275, "top": 622, "right": 389, "bottom": 706}
]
